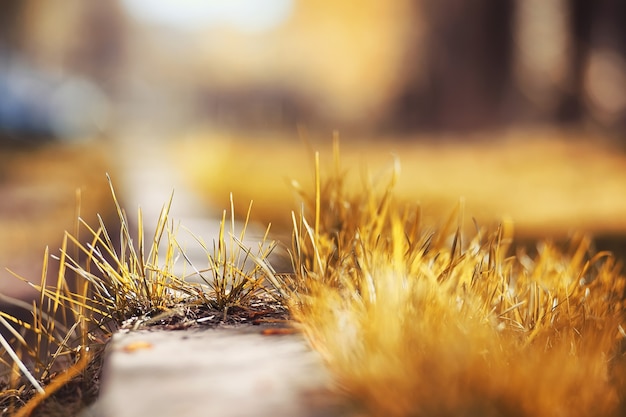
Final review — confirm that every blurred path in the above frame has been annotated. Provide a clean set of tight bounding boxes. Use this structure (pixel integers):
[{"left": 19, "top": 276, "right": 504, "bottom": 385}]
[
  {"left": 111, "top": 133, "right": 218, "bottom": 265},
  {"left": 111, "top": 133, "right": 210, "bottom": 221},
  {"left": 86, "top": 133, "right": 341, "bottom": 417},
  {"left": 92, "top": 327, "right": 341, "bottom": 417},
  {"left": 110, "top": 131, "right": 272, "bottom": 276}
]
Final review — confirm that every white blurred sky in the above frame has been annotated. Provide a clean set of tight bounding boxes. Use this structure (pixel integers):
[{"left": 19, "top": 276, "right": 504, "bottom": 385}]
[{"left": 121, "top": 0, "right": 295, "bottom": 32}]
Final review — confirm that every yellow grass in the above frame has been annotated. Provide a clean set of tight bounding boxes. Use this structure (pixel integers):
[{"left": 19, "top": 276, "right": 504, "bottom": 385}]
[
  {"left": 0, "top": 174, "right": 281, "bottom": 414},
  {"left": 286, "top": 141, "right": 626, "bottom": 416}
]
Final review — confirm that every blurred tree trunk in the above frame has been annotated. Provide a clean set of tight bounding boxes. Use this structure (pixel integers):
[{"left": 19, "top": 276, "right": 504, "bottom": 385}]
[
  {"left": 385, "top": 0, "right": 625, "bottom": 132},
  {"left": 511, "top": 0, "right": 572, "bottom": 123},
  {"left": 387, "top": 0, "right": 514, "bottom": 132},
  {"left": 17, "top": 0, "right": 128, "bottom": 95},
  {"left": 0, "top": 1, "right": 25, "bottom": 54},
  {"left": 573, "top": 0, "right": 626, "bottom": 129}
]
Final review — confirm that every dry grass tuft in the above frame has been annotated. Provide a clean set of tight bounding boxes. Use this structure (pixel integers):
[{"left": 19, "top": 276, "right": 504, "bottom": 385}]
[
  {"left": 0, "top": 175, "right": 282, "bottom": 415},
  {"left": 183, "top": 195, "right": 285, "bottom": 312},
  {"left": 288, "top": 141, "right": 626, "bottom": 417}
]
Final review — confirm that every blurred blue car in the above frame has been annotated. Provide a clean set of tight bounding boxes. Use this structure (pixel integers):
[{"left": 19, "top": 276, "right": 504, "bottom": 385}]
[{"left": 0, "top": 58, "right": 110, "bottom": 145}]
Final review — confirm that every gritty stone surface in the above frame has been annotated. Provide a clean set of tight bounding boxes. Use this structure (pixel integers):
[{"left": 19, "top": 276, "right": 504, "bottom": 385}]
[{"left": 96, "top": 326, "right": 342, "bottom": 417}]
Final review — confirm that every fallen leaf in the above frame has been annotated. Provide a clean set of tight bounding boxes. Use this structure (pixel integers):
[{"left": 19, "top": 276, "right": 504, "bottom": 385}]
[
  {"left": 122, "top": 341, "right": 153, "bottom": 353},
  {"left": 261, "top": 328, "right": 299, "bottom": 336}
]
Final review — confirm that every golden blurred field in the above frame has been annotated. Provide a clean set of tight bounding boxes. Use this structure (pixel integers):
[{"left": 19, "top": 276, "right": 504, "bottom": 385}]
[
  {"left": 0, "top": 142, "right": 116, "bottom": 298},
  {"left": 173, "top": 128, "right": 626, "bottom": 242}
]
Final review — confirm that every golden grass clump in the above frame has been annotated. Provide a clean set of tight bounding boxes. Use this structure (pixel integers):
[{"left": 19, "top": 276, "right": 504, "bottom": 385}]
[
  {"left": 288, "top": 143, "right": 626, "bottom": 417},
  {"left": 0, "top": 176, "right": 281, "bottom": 415}
]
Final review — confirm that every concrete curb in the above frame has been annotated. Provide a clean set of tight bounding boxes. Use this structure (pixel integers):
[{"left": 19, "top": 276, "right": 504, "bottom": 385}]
[{"left": 91, "top": 326, "right": 343, "bottom": 417}]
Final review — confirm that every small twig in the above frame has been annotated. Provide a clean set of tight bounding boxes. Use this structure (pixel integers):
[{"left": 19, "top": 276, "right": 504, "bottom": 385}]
[
  {"left": 14, "top": 350, "right": 92, "bottom": 417},
  {"left": 0, "top": 318, "right": 44, "bottom": 394}
]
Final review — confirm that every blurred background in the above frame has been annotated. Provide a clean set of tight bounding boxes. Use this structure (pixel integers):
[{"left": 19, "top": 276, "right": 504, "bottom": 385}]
[{"left": 1, "top": 0, "right": 626, "bottom": 301}]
